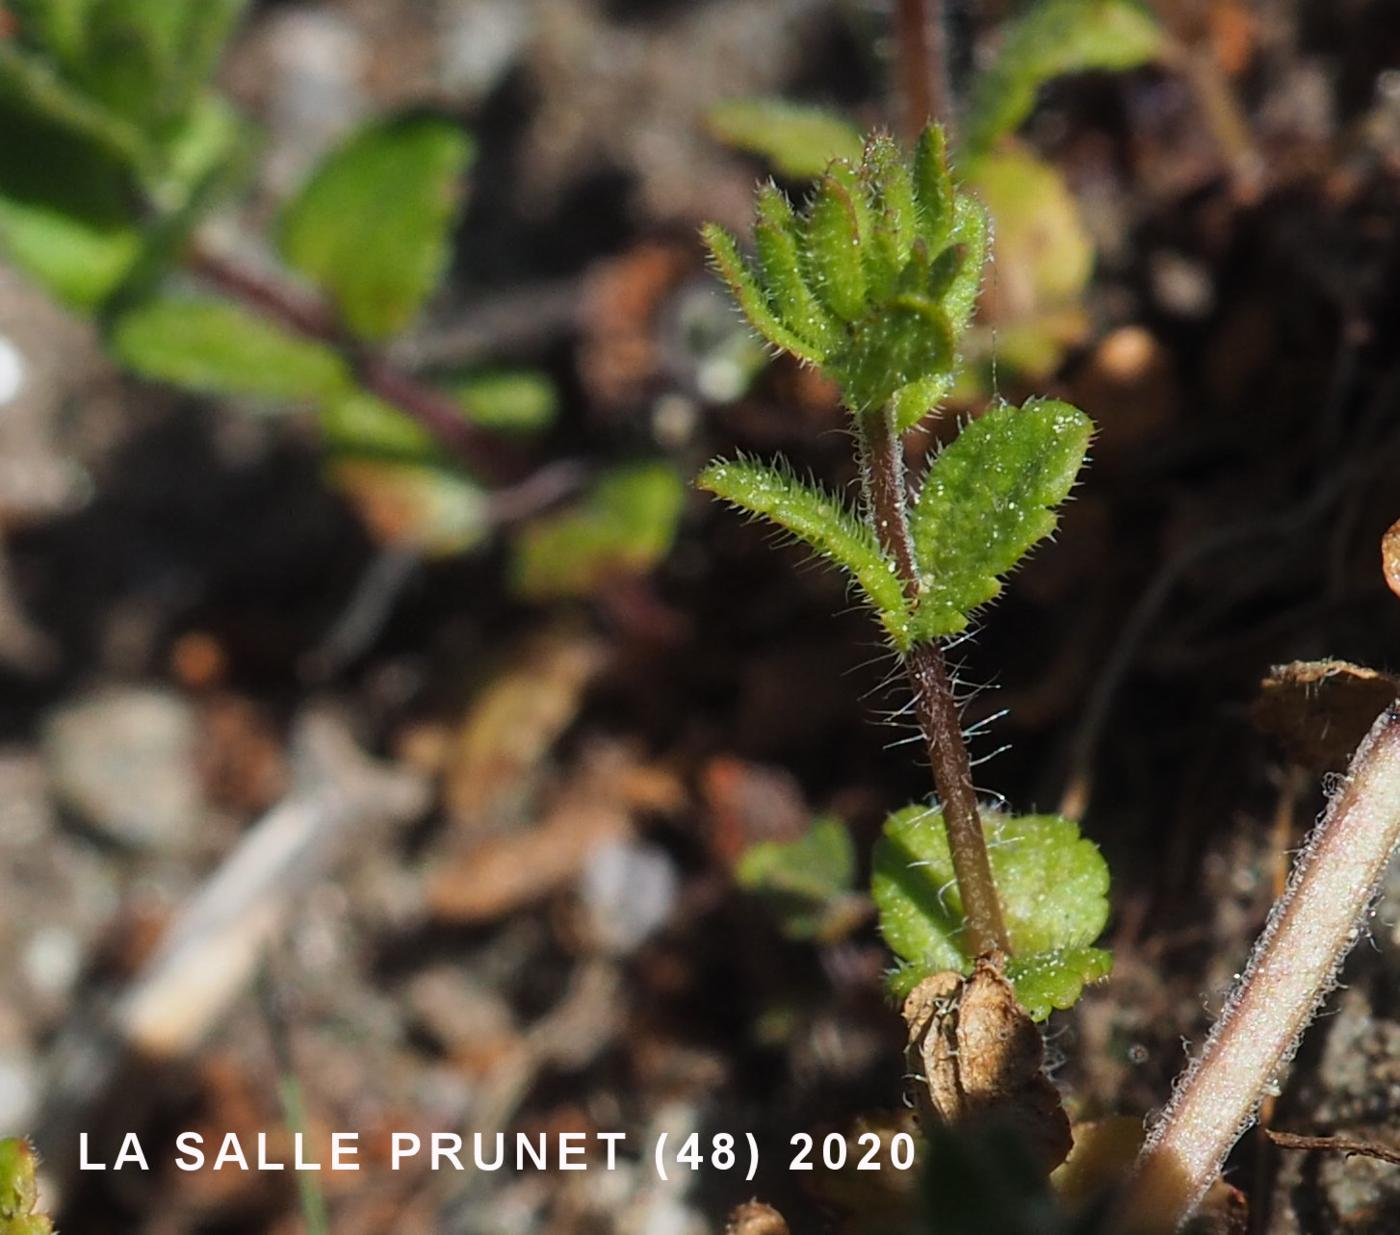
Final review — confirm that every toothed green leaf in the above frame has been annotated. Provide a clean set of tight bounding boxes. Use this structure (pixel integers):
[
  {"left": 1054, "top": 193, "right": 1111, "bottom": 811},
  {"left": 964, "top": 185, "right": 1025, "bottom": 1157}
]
[
  {"left": 736, "top": 815, "right": 863, "bottom": 941},
  {"left": 111, "top": 296, "right": 350, "bottom": 402},
  {"left": 754, "top": 184, "right": 835, "bottom": 355},
  {"left": 892, "top": 371, "right": 955, "bottom": 433},
  {"left": 804, "top": 171, "right": 868, "bottom": 322},
  {"left": 0, "top": 1138, "right": 52, "bottom": 1235},
  {"left": 912, "top": 124, "right": 954, "bottom": 252},
  {"left": 837, "top": 295, "right": 954, "bottom": 412},
  {"left": 706, "top": 98, "right": 864, "bottom": 179},
  {"left": 279, "top": 114, "right": 472, "bottom": 341},
  {"left": 703, "top": 222, "right": 822, "bottom": 362},
  {"left": 965, "top": 0, "right": 1163, "bottom": 158},
  {"left": 942, "top": 194, "right": 989, "bottom": 336},
  {"left": 860, "top": 133, "right": 918, "bottom": 300},
  {"left": 908, "top": 398, "right": 1091, "bottom": 640},
  {"left": 873, "top": 806, "right": 1111, "bottom": 1019},
  {"left": 698, "top": 457, "right": 910, "bottom": 645}
]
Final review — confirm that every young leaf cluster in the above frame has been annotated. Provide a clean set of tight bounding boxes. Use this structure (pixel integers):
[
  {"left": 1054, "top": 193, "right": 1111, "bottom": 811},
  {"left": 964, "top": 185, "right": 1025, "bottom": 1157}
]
[
  {"left": 873, "top": 805, "right": 1111, "bottom": 1020},
  {"left": 697, "top": 129, "right": 1091, "bottom": 650},
  {"left": 0, "top": 1139, "right": 52, "bottom": 1235},
  {"left": 703, "top": 127, "right": 985, "bottom": 421}
]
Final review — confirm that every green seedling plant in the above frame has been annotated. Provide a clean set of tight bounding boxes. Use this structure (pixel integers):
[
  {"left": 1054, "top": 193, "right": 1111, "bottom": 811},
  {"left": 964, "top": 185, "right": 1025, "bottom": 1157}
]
[
  {"left": 707, "top": 0, "right": 1163, "bottom": 386},
  {"left": 699, "top": 124, "right": 1110, "bottom": 1021},
  {"left": 0, "top": 0, "right": 680, "bottom": 592}
]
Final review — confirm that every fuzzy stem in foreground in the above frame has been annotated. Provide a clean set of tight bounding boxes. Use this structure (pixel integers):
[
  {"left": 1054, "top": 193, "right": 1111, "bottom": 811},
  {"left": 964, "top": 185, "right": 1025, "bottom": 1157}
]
[
  {"left": 1125, "top": 703, "right": 1400, "bottom": 1231},
  {"left": 858, "top": 405, "right": 1009, "bottom": 957}
]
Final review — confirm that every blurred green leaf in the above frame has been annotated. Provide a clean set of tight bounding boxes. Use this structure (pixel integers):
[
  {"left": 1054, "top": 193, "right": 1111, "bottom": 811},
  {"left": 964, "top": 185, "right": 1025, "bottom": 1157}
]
[
  {"left": 965, "top": 0, "right": 1163, "bottom": 158},
  {"left": 54, "top": 0, "right": 248, "bottom": 134},
  {"left": 319, "top": 391, "right": 438, "bottom": 463},
  {"left": 111, "top": 296, "right": 350, "bottom": 402},
  {"left": 457, "top": 370, "right": 558, "bottom": 433},
  {"left": 0, "top": 40, "right": 151, "bottom": 166},
  {"left": 972, "top": 147, "right": 1094, "bottom": 322},
  {"left": 328, "top": 457, "right": 489, "bottom": 556},
  {"left": 279, "top": 114, "right": 473, "bottom": 341},
  {"left": 0, "top": 83, "right": 144, "bottom": 307},
  {"left": 707, "top": 98, "right": 864, "bottom": 179},
  {"left": 0, "top": 1137, "right": 52, "bottom": 1235},
  {"left": 908, "top": 398, "right": 1092, "bottom": 641},
  {"left": 873, "top": 806, "right": 1111, "bottom": 1019},
  {"left": 512, "top": 462, "right": 684, "bottom": 600},
  {"left": 736, "top": 815, "right": 863, "bottom": 941}
]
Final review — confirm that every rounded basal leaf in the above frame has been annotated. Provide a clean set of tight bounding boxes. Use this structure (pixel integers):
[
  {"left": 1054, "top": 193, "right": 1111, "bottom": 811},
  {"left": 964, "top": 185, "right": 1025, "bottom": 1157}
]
[
  {"left": 706, "top": 98, "right": 864, "bottom": 179},
  {"left": 112, "top": 296, "right": 349, "bottom": 403},
  {"left": 873, "top": 805, "right": 1111, "bottom": 1019},
  {"left": 1005, "top": 947, "right": 1113, "bottom": 1022},
  {"left": 279, "top": 114, "right": 472, "bottom": 341}
]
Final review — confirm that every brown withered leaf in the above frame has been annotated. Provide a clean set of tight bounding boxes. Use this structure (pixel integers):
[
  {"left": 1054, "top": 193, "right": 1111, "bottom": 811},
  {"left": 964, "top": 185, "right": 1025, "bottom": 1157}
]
[
  {"left": 1384, "top": 517, "right": 1400, "bottom": 600},
  {"left": 724, "top": 1200, "right": 790, "bottom": 1235},
  {"left": 1253, "top": 660, "right": 1400, "bottom": 773},
  {"left": 902, "top": 956, "right": 1072, "bottom": 1174},
  {"left": 443, "top": 634, "right": 607, "bottom": 830}
]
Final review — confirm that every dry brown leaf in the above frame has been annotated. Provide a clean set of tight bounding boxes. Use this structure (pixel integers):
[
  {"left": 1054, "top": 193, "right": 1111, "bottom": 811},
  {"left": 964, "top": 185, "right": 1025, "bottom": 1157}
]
[
  {"left": 443, "top": 634, "right": 607, "bottom": 829},
  {"left": 427, "top": 796, "right": 629, "bottom": 924},
  {"left": 1253, "top": 660, "right": 1400, "bottom": 773},
  {"left": 1383, "top": 517, "right": 1400, "bottom": 600},
  {"left": 429, "top": 744, "right": 673, "bottom": 924},
  {"left": 902, "top": 955, "right": 1072, "bottom": 1174}
]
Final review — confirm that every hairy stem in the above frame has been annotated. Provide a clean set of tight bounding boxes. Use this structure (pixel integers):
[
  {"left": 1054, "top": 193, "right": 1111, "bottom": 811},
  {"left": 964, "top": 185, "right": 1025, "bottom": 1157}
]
[
  {"left": 894, "top": 0, "right": 954, "bottom": 145},
  {"left": 858, "top": 406, "right": 1008, "bottom": 957},
  {"left": 1126, "top": 703, "right": 1400, "bottom": 1232},
  {"left": 187, "top": 244, "right": 517, "bottom": 482}
]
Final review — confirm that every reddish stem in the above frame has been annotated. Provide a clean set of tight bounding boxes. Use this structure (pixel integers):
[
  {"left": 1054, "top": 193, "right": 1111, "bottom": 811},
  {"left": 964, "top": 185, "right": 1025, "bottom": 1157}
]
[
  {"left": 187, "top": 245, "right": 518, "bottom": 482},
  {"left": 859, "top": 406, "right": 1009, "bottom": 957}
]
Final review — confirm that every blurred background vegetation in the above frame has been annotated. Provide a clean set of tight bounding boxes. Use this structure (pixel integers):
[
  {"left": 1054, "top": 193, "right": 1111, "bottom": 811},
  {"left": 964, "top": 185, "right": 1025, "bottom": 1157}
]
[{"left": 1, "top": 0, "right": 1399, "bottom": 1231}]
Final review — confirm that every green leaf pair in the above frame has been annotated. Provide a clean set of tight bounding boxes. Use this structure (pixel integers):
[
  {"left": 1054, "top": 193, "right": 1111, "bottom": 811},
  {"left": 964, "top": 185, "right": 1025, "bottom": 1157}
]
[
  {"left": 698, "top": 397, "right": 1090, "bottom": 648},
  {"left": 874, "top": 805, "right": 1111, "bottom": 1020},
  {"left": 703, "top": 126, "right": 986, "bottom": 419}
]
